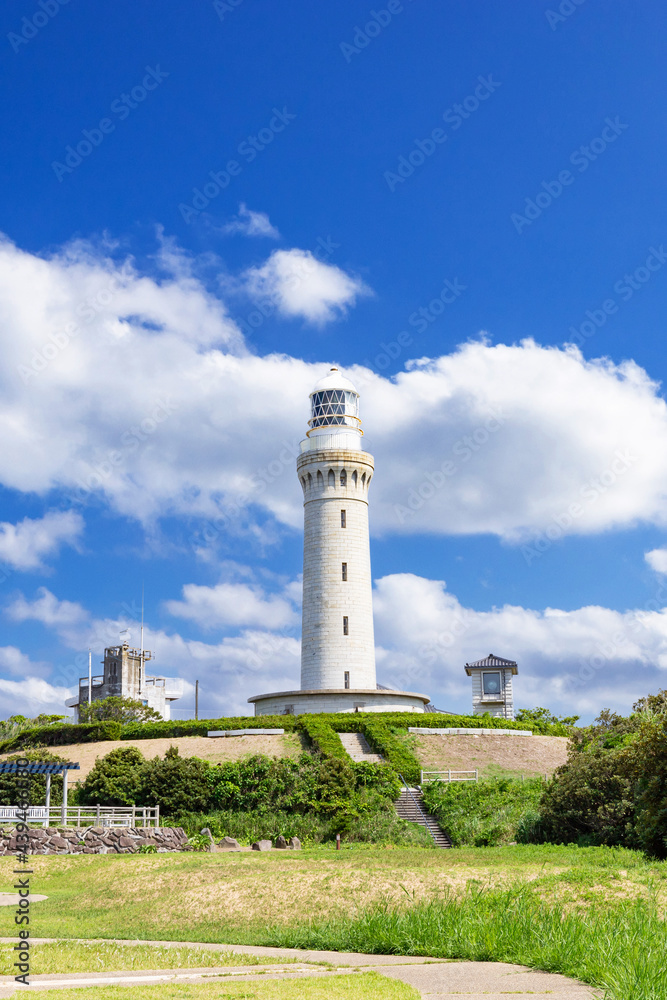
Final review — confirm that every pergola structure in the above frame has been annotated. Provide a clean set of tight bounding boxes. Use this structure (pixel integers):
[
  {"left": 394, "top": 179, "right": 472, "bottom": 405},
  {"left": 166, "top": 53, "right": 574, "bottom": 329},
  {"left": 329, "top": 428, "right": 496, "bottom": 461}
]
[{"left": 0, "top": 761, "right": 80, "bottom": 826}]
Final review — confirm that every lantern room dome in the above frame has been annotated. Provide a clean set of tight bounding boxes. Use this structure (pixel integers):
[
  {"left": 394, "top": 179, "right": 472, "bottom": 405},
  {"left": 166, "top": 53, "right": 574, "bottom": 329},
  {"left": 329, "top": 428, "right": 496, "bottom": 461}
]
[{"left": 312, "top": 367, "right": 358, "bottom": 394}]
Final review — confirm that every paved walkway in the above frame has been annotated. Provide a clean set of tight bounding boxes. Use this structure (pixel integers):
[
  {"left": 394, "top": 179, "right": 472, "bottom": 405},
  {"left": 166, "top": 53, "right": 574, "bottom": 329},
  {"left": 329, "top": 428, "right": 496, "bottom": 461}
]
[{"left": 0, "top": 937, "right": 601, "bottom": 998}]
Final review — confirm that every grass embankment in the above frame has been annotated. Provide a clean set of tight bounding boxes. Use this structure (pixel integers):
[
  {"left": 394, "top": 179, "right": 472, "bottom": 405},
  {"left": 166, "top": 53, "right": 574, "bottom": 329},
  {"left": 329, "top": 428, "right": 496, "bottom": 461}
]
[
  {"left": 422, "top": 776, "right": 543, "bottom": 846},
  {"left": 25, "top": 972, "right": 416, "bottom": 1000},
  {"left": 2, "top": 846, "right": 665, "bottom": 999},
  {"left": 167, "top": 808, "right": 432, "bottom": 847}
]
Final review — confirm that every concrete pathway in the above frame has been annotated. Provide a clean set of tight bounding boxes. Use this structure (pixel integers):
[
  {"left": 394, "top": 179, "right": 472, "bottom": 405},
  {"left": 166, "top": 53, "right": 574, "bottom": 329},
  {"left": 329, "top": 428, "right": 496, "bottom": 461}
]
[{"left": 0, "top": 937, "right": 602, "bottom": 998}]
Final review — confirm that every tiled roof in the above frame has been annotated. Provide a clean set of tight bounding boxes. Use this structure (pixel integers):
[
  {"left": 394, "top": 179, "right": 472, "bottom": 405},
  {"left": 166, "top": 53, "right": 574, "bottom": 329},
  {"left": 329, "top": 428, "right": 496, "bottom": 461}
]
[{"left": 465, "top": 653, "right": 518, "bottom": 668}]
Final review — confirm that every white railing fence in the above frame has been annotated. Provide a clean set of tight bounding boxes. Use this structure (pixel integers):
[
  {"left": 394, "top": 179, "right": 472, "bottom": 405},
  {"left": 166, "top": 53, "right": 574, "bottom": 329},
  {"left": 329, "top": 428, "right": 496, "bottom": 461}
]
[
  {"left": 0, "top": 805, "right": 160, "bottom": 828},
  {"left": 420, "top": 769, "right": 478, "bottom": 784}
]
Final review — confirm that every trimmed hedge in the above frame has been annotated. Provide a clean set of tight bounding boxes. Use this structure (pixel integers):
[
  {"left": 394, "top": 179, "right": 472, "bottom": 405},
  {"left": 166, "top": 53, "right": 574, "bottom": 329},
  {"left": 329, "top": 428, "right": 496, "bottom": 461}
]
[
  {"left": 0, "top": 710, "right": 572, "bottom": 754},
  {"left": 362, "top": 718, "right": 421, "bottom": 784},
  {"left": 296, "top": 717, "right": 349, "bottom": 761},
  {"left": 120, "top": 715, "right": 299, "bottom": 740},
  {"left": 0, "top": 720, "right": 122, "bottom": 754}
]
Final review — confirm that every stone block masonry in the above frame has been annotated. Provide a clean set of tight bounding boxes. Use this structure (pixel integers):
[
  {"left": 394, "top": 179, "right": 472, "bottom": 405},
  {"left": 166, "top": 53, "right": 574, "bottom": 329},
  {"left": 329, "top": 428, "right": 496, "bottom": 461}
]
[
  {"left": 0, "top": 826, "right": 188, "bottom": 855},
  {"left": 298, "top": 448, "right": 376, "bottom": 691}
]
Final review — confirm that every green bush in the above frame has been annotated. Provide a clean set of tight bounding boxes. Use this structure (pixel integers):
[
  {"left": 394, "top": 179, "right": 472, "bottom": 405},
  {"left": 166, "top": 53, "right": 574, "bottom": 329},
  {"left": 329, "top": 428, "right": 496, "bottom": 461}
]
[
  {"left": 535, "top": 747, "right": 637, "bottom": 848},
  {"left": 628, "top": 715, "right": 667, "bottom": 858},
  {"left": 77, "top": 747, "right": 146, "bottom": 807},
  {"left": 0, "top": 720, "right": 122, "bottom": 753},
  {"left": 120, "top": 715, "right": 299, "bottom": 741},
  {"left": 362, "top": 719, "right": 421, "bottom": 784},
  {"left": 296, "top": 717, "right": 349, "bottom": 761},
  {"left": 137, "top": 746, "right": 211, "bottom": 814},
  {"left": 79, "top": 696, "right": 162, "bottom": 724},
  {"left": 0, "top": 750, "right": 70, "bottom": 807},
  {"left": 422, "top": 777, "right": 544, "bottom": 847}
]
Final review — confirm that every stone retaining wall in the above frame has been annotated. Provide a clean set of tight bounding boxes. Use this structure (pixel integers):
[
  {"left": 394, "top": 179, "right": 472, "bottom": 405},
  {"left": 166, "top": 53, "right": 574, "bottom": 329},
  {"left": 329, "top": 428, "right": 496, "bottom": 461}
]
[{"left": 0, "top": 826, "right": 188, "bottom": 855}]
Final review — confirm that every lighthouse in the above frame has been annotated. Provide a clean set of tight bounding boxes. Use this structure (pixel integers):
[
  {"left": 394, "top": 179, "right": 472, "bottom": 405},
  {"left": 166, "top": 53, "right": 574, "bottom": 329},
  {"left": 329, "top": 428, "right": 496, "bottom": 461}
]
[{"left": 249, "top": 368, "right": 430, "bottom": 715}]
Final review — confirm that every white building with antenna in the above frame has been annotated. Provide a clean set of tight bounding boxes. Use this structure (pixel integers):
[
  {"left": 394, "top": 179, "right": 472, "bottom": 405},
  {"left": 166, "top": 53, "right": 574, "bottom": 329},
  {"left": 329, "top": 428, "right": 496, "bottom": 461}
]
[
  {"left": 66, "top": 639, "right": 183, "bottom": 721},
  {"left": 249, "top": 367, "right": 430, "bottom": 715}
]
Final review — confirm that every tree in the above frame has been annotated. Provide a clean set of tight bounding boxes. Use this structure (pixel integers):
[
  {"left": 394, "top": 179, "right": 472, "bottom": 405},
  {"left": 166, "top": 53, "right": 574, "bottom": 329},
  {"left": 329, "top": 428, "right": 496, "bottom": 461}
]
[
  {"left": 0, "top": 750, "right": 69, "bottom": 807},
  {"left": 515, "top": 707, "right": 580, "bottom": 731},
  {"left": 633, "top": 689, "right": 667, "bottom": 714},
  {"left": 77, "top": 746, "right": 146, "bottom": 806},
  {"left": 137, "top": 746, "right": 211, "bottom": 815},
  {"left": 629, "top": 715, "right": 667, "bottom": 858},
  {"left": 536, "top": 746, "right": 637, "bottom": 847},
  {"left": 78, "top": 697, "right": 162, "bottom": 724}
]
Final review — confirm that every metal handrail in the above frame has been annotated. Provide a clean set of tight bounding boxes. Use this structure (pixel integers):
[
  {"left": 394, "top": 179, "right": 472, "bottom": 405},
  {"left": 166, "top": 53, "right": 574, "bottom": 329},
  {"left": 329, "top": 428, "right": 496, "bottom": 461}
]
[
  {"left": 421, "top": 769, "right": 478, "bottom": 784},
  {"left": 397, "top": 773, "right": 438, "bottom": 846}
]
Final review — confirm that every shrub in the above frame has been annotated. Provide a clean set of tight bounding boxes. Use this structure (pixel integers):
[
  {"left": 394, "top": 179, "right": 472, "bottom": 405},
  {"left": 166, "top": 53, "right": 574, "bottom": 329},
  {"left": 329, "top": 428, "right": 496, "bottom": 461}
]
[
  {"left": 137, "top": 746, "right": 211, "bottom": 814},
  {"left": 422, "top": 776, "right": 544, "bottom": 847},
  {"left": 535, "top": 747, "right": 637, "bottom": 848},
  {"left": 515, "top": 707, "right": 579, "bottom": 735},
  {"left": 77, "top": 747, "right": 146, "bottom": 807},
  {"left": 0, "top": 720, "right": 122, "bottom": 753},
  {"left": 296, "top": 717, "right": 349, "bottom": 761},
  {"left": 79, "top": 697, "right": 162, "bottom": 724},
  {"left": 0, "top": 750, "right": 70, "bottom": 807},
  {"left": 362, "top": 719, "right": 421, "bottom": 784},
  {"left": 629, "top": 715, "right": 667, "bottom": 858}
]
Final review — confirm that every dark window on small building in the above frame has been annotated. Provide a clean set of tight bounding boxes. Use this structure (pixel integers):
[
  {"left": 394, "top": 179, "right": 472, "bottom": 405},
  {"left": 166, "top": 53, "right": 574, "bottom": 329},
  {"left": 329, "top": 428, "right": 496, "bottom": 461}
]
[
  {"left": 341, "top": 509, "right": 346, "bottom": 527},
  {"left": 482, "top": 671, "right": 502, "bottom": 696},
  {"left": 343, "top": 616, "right": 349, "bottom": 635},
  {"left": 342, "top": 562, "right": 347, "bottom": 581},
  {"left": 344, "top": 671, "right": 350, "bottom": 689}
]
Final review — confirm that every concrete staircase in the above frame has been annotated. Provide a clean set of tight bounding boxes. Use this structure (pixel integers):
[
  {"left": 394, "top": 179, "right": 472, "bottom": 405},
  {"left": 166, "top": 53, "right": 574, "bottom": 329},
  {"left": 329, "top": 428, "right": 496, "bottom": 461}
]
[
  {"left": 338, "top": 731, "right": 384, "bottom": 763},
  {"left": 394, "top": 788, "right": 452, "bottom": 848}
]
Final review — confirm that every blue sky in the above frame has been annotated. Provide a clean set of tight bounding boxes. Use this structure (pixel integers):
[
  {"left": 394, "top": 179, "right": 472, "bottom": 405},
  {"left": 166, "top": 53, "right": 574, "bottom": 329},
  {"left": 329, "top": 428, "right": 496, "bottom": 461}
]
[{"left": 1, "top": 0, "right": 667, "bottom": 723}]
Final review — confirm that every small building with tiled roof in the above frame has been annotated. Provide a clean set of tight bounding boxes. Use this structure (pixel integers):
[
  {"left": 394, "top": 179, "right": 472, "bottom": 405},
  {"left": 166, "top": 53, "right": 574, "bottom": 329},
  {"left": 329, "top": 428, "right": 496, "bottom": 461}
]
[{"left": 465, "top": 654, "right": 518, "bottom": 719}]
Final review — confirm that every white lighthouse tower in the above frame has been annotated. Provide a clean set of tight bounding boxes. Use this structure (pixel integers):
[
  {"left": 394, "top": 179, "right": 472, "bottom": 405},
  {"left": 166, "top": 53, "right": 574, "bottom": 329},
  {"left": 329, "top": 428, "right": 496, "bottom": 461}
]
[{"left": 249, "top": 367, "right": 430, "bottom": 716}]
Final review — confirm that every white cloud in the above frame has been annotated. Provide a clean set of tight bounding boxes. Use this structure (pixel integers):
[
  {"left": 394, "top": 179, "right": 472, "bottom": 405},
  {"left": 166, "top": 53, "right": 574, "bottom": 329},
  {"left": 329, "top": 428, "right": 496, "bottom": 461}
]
[
  {"left": 373, "top": 573, "right": 667, "bottom": 719},
  {"left": 221, "top": 204, "right": 280, "bottom": 239},
  {"left": 645, "top": 548, "right": 667, "bottom": 575},
  {"left": 0, "top": 676, "right": 73, "bottom": 718},
  {"left": 6, "top": 587, "right": 88, "bottom": 627},
  {"left": 244, "top": 248, "right": 371, "bottom": 323},
  {"left": 165, "top": 580, "right": 299, "bottom": 630},
  {"left": 0, "top": 511, "right": 83, "bottom": 570},
  {"left": 2, "top": 234, "right": 667, "bottom": 546},
  {"left": 0, "top": 646, "right": 50, "bottom": 678}
]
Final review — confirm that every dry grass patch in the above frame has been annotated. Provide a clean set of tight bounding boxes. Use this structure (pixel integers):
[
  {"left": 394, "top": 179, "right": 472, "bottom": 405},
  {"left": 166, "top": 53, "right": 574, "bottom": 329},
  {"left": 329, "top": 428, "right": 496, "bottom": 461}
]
[
  {"left": 413, "top": 733, "right": 569, "bottom": 777},
  {"left": 0, "top": 732, "right": 306, "bottom": 781}
]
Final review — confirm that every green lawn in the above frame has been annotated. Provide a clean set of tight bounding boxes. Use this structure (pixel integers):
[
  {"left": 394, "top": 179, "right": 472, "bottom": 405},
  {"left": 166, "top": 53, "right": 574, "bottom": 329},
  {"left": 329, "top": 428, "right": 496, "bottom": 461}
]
[
  {"left": 24, "top": 972, "right": 418, "bottom": 1000},
  {"left": 2, "top": 844, "right": 665, "bottom": 1000},
  {"left": 0, "top": 941, "right": 295, "bottom": 975}
]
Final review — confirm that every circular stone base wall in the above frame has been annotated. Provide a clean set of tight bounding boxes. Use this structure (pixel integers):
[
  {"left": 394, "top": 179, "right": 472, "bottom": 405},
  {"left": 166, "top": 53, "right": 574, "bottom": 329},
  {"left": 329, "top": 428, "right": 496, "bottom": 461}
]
[{"left": 248, "top": 688, "right": 430, "bottom": 716}]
